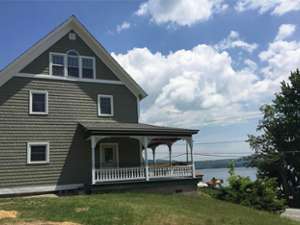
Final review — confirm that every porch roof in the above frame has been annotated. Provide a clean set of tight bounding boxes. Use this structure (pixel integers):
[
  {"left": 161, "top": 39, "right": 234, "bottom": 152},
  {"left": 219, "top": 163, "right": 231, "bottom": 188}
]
[{"left": 80, "top": 122, "right": 198, "bottom": 137}]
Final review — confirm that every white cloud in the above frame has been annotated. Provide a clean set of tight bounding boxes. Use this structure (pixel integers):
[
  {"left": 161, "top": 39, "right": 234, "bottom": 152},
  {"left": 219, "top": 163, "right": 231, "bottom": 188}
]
[
  {"left": 112, "top": 24, "right": 300, "bottom": 128},
  {"left": 275, "top": 24, "right": 296, "bottom": 41},
  {"left": 112, "top": 45, "right": 268, "bottom": 128},
  {"left": 235, "top": 0, "right": 300, "bottom": 15},
  {"left": 259, "top": 24, "right": 300, "bottom": 81},
  {"left": 215, "top": 31, "right": 258, "bottom": 53},
  {"left": 135, "top": 0, "right": 228, "bottom": 27},
  {"left": 116, "top": 21, "right": 131, "bottom": 33}
]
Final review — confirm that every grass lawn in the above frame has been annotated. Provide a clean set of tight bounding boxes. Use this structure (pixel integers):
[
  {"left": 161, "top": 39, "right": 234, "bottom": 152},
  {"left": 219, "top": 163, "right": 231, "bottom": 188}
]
[{"left": 0, "top": 192, "right": 298, "bottom": 225}]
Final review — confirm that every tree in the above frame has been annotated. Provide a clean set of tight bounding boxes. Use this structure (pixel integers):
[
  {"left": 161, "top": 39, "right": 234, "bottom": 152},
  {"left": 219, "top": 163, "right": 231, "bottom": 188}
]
[{"left": 248, "top": 69, "right": 300, "bottom": 207}]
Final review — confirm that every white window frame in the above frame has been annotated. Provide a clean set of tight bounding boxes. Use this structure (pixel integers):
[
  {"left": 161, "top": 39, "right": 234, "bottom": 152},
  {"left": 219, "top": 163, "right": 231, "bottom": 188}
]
[
  {"left": 99, "top": 143, "right": 119, "bottom": 168},
  {"left": 67, "top": 55, "right": 80, "bottom": 78},
  {"left": 81, "top": 56, "right": 96, "bottom": 79},
  {"left": 49, "top": 52, "right": 96, "bottom": 79},
  {"left": 49, "top": 52, "right": 66, "bottom": 77},
  {"left": 98, "top": 94, "right": 114, "bottom": 117},
  {"left": 29, "top": 90, "right": 48, "bottom": 115},
  {"left": 27, "top": 142, "right": 50, "bottom": 164}
]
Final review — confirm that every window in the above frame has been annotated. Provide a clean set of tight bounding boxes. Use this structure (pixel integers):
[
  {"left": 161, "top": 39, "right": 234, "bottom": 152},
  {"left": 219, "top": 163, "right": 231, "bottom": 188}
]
[
  {"left": 27, "top": 142, "right": 49, "bottom": 164},
  {"left": 82, "top": 57, "right": 95, "bottom": 79},
  {"left": 29, "top": 90, "right": 48, "bottom": 115},
  {"left": 100, "top": 143, "right": 119, "bottom": 168},
  {"left": 98, "top": 95, "right": 113, "bottom": 116},
  {"left": 49, "top": 51, "right": 95, "bottom": 79},
  {"left": 50, "top": 53, "right": 65, "bottom": 76},
  {"left": 67, "top": 50, "right": 79, "bottom": 78}
]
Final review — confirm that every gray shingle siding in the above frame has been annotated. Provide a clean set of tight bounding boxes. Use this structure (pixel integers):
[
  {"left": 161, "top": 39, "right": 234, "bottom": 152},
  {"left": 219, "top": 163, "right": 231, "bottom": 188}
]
[{"left": 0, "top": 77, "right": 140, "bottom": 188}]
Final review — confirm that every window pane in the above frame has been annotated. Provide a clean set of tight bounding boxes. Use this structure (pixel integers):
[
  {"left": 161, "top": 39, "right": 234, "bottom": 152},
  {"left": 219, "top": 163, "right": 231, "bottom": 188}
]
[
  {"left": 52, "top": 55, "right": 64, "bottom": 65},
  {"left": 104, "top": 148, "right": 114, "bottom": 163},
  {"left": 68, "top": 57, "right": 79, "bottom": 67},
  {"left": 52, "top": 66, "right": 64, "bottom": 76},
  {"left": 32, "top": 93, "right": 46, "bottom": 112},
  {"left": 30, "top": 145, "right": 47, "bottom": 161},
  {"left": 82, "top": 68, "right": 93, "bottom": 79},
  {"left": 82, "top": 58, "right": 93, "bottom": 68},
  {"left": 82, "top": 58, "right": 94, "bottom": 79},
  {"left": 100, "top": 97, "right": 111, "bottom": 115}
]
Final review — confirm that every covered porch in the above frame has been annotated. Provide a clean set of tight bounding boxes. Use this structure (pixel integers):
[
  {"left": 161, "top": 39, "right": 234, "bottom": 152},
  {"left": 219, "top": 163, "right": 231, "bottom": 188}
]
[{"left": 81, "top": 122, "right": 199, "bottom": 185}]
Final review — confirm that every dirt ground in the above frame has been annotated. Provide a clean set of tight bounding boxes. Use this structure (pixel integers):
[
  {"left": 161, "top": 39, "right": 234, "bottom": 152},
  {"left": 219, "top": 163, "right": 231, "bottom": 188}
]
[{"left": 0, "top": 210, "right": 81, "bottom": 225}]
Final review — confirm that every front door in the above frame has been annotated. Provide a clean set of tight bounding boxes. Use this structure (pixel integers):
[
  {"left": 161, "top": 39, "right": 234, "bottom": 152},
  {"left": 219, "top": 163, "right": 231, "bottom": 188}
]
[{"left": 100, "top": 143, "right": 119, "bottom": 168}]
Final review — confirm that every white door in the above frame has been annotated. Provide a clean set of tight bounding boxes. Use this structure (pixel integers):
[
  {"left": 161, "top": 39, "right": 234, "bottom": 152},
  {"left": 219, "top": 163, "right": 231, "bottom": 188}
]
[{"left": 100, "top": 143, "right": 119, "bottom": 168}]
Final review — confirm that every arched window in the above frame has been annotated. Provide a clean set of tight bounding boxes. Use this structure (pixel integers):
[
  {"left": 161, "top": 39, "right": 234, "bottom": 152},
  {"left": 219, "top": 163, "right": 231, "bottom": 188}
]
[{"left": 67, "top": 50, "right": 79, "bottom": 77}]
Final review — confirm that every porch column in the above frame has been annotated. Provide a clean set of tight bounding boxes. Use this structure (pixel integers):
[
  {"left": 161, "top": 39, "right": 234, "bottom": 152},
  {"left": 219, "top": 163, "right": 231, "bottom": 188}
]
[
  {"left": 91, "top": 136, "right": 96, "bottom": 185},
  {"left": 188, "top": 137, "right": 196, "bottom": 178},
  {"left": 186, "top": 141, "right": 189, "bottom": 164},
  {"left": 168, "top": 144, "right": 172, "bottom": 166},
  {"left": 151, "top": 147, "right": 156, "bottom": 165},
  {"left": 143, "top": 137, "right": 149, "bottom": 181}
]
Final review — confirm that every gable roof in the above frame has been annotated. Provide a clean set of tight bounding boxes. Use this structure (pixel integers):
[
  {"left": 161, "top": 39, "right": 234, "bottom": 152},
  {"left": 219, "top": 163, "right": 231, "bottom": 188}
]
[{"left": 0, "top": 15, "right": 147, "bottom": 100}]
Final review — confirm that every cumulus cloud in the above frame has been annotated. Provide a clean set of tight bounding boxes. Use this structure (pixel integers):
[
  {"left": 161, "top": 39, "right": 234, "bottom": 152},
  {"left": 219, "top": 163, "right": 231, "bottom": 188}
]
[
  {"left": 112, "top": 24, "right": 300, "bottom": 128},
  {"left": 275, "top": 24, "right": 296, "bottom": 41},
  {"left": 135, "top": 0, "right": 228, "bottom": 27},
  {"left": 116, "top": 21, "right": 131, "bottom": 33},
  {"left": 215, "top": 31, "right": 258, "bottom": 53},
  {"left": 259, "top": 24, "right": 300, "bottom": 81},
  {"left": 235, "top": 0, "right": 300, "bottom": 15},
  {"left": 112, "top": 45, "right": 268, "bottom": 127}
]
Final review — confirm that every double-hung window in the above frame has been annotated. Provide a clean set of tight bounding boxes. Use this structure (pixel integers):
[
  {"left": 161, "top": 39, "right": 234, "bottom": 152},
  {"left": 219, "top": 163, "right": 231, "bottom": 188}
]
[
  {"left": 50, "top": 53, "right": 65, "bottom": 76},
  {"left": 27, "top": 142, "right": 49, "bottom": 164},
  {"left": 49, "top": 50, "right": 95, "bottom": 79},
  {"left": 82, "top": 57, "right": 95, "bottom": 79},
  {"left": 98, "top": 95, "right": 114, "bottom": 116},
  {"left": 67, "top": 50, "right": 79, "bottom": 78},
  {"left": 29, "top": 90, "right": 48, "bottom": 115}
]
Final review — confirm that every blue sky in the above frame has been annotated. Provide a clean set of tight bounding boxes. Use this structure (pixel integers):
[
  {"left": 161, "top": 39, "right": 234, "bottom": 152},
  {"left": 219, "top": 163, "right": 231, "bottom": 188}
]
[{"left": 1, "top": 0, "right": 300, "bottom": 161}]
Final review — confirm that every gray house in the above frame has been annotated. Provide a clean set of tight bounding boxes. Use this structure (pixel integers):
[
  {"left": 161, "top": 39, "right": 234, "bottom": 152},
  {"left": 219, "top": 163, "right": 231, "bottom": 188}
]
[{"left": 0, "top": 16, "right": 199, "bottom": 195}]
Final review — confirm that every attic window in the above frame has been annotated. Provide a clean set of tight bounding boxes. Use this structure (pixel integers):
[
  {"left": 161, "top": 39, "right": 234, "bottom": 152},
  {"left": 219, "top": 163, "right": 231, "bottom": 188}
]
[
  {"left": 67, "top": 50, "right": 79, "bottom": 78},
  {"left": 69, "top": 32, "right": 76, "bottom": 40},
  {"left": 49, "top": 52, "right": 95, "bottom": 79},
  {"left": 50, "top": 53, "right": 65, "bottom": 76}
]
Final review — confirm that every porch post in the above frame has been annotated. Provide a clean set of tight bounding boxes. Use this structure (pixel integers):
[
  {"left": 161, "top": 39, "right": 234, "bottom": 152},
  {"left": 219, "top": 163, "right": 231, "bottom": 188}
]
[
  {"left": 91, "top": 136, "right": 96, "bottom": 185},
  {"left": 143, "top": 137, "right": 149, "bottom": 181},
  {"left": 186, "top": 141, "right": 189, "bottom": 164},
  {"left": 188, "top": 137, "right": 196, "bottom": 178},
  {"left": 152, "top": 147, "right": 156, "bottom": 165},
  {"left": 168, "top": 144, "right": 172, "bottom": 166}
]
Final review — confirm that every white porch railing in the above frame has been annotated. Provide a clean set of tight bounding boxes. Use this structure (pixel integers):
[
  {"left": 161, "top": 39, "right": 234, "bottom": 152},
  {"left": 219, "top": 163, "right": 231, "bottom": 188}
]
[
  {"left": 95, "top": 167, "right": 145, "bottom": 182},
  {"left": 149, "top": 165, "right": 193, "bottom": 178},
  {"left": 94, "top": 165, "right": 193, "bottom": 183}
]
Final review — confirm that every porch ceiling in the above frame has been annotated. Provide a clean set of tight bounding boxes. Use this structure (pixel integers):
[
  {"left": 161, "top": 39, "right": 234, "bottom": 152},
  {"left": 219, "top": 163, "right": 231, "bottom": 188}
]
[{"left": 80, "top": 122, "right": 198, "bottom": 137}]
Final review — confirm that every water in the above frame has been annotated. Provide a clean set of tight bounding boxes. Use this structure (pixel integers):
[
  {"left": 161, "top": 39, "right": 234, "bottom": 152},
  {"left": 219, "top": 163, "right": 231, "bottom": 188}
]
[{"left": 199, "top": 167, "right": 257, "bottom": 185}]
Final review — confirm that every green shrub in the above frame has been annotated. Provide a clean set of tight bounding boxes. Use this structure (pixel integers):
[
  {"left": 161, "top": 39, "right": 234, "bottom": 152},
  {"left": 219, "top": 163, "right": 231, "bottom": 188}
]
[{"left": 214, "top": 163, "right": 286, "bottom": 212}]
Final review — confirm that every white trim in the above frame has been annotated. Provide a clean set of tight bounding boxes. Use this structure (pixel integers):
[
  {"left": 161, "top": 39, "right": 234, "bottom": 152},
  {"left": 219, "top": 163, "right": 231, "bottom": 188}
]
[
  {"left": 0, "top": 16, "right": 147, "bottom": 99},
  {"left": 17, "top": 73, "right": 123, "bottom": 85},
  {"left": 29, "top": 90, "right": 48, "bottom": 115},
  {"left": 136, "top": 96, "right": 140, "bottom": 122},
  {"left": 99, "top": 143, "right": 119, "bottom": 168},
  {"left": 27, "top": 142, "right": 50, "bottom": 164},
  {"left": 0, "top": 183, "right": 83, "bottom": 195},
  {"left": 97, "top": 94, "right": 114, "bottom": 117}
]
